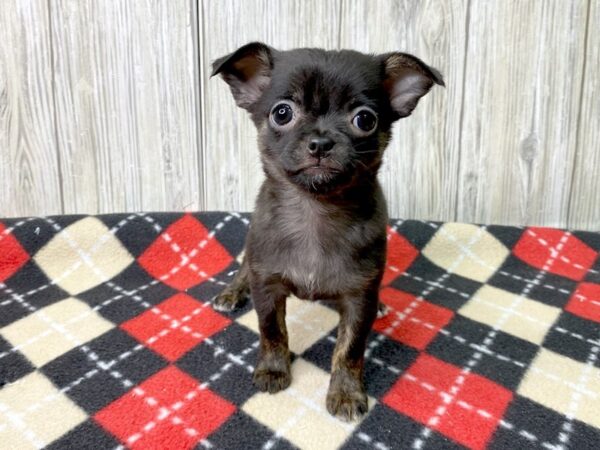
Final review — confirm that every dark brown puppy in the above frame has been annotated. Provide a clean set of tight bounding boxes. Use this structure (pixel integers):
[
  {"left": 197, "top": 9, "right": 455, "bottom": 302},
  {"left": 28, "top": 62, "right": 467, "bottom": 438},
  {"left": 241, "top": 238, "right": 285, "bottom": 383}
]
[{"left": 212, "top": 43, "right": 443, "bottom": 421}]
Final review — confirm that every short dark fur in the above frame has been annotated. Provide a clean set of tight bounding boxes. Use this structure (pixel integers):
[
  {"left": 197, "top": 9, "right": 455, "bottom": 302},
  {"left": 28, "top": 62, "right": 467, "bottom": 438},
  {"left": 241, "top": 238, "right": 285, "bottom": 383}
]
[{"left": 212, "top": 43, "right": 443, "bottom": 420}]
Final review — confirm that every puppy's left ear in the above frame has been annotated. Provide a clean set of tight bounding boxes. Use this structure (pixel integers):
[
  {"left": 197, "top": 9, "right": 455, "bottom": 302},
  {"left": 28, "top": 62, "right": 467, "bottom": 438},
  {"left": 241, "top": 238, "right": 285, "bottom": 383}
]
[
  {"left": 212, "top": 42, "right": 274, "bottom": 110},
  {"left": 380, "top": 52, "right": 444, "bottom": 119}
]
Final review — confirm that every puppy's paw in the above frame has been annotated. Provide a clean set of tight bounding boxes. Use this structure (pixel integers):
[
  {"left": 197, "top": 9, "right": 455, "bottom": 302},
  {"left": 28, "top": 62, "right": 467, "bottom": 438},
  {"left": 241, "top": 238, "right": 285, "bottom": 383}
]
[
  {"left": 212, "top": 289, "right": 248, "bottom": 312},
  {"left": 253, "top": 348, "right": 291, "bottom": 393},
  {"left": 326, "top": 388, "right": 368, "bottom": 421},
  {"left": 253, "top": 369, "right": 291, "bottom": 393}
]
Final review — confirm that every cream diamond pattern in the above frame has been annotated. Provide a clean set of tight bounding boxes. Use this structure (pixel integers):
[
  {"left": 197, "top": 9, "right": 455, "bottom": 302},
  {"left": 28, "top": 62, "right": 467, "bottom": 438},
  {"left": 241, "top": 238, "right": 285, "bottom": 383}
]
[
  {"left": 518, "top": 349, "right": 600, "bottom": 429},
  {"left": 423, "top": 223, "right": 510, "bottom": 283},
  {"left": 0, "top": 372, "right": 87, "bottom": 449},
  {"left": 33, "top": 217, "right": 134, "bottom": 295},
  {"left": 0, "top": 297, "right": 114, "bottom": 367},
  {"left": 238, "top": 295, "right": 339, "bottom": 354},
  {"left": 243, "top": 358, "right": 375, "bottom": 450},
  {"left": 459, "top": 285, "right": 561, "bottom": 344}
]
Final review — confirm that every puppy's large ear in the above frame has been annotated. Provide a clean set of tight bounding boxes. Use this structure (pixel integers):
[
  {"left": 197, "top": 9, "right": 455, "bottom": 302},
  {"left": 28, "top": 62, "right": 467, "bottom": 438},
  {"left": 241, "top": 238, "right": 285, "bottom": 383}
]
[
  {"left": 211, "top": 42, "right": 274, "bottom": 110},
  {"left": 380, "top": 52, "right": 444, "bottom": 119}
]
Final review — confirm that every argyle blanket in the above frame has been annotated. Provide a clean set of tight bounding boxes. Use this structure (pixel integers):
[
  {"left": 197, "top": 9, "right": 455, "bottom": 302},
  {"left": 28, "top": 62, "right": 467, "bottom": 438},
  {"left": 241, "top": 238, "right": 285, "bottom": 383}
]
[{"left": 0, "top": 212, "right": 599, "bottom": 450}]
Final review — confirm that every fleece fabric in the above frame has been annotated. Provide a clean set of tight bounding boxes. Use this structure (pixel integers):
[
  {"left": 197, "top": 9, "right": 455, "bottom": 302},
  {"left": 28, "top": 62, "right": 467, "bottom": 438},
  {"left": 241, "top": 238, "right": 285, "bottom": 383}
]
[{"left": 0, "top": 212, "right": 599, "bottom": 450}]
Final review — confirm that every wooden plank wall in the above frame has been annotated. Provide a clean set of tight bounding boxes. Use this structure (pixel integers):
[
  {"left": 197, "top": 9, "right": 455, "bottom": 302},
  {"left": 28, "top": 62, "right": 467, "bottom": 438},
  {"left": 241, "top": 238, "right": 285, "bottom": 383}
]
[
  {"left": 0, "top": 1, "right": 63, "bottom": 217},
  {"left": 1, "top": 0, "right": 598, "bottom": 231}
]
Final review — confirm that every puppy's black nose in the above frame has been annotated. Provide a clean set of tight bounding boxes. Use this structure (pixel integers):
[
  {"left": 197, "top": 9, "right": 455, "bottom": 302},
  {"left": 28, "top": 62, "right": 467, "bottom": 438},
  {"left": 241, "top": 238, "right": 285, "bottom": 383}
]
[{"left": 308, "top": 137, "right": 334, "bottom": 157}]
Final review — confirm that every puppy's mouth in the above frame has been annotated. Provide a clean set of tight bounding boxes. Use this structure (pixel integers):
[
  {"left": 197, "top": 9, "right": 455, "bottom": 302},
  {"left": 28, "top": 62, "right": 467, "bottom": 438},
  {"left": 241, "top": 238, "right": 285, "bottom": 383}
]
[
  {"left": 288, "top": 161, "right": 343, "bottom": 176},
  {"left": 284, "top": 159, "right": 353, "bottom": 194}
]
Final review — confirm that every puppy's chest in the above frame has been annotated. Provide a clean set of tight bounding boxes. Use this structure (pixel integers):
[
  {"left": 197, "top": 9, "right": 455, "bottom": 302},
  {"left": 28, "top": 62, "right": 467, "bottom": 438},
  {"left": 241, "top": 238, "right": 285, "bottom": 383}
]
[
  {"left": 275, "top": 216, "right": 359, "bottom": 295},
  {"left": 284, "top": 234, "right": 331, "bottom": 284}
]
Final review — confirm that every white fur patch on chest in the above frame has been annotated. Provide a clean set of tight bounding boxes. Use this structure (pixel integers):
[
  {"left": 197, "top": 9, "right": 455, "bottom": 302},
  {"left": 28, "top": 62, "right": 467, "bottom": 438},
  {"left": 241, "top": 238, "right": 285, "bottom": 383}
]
[
  {"left": 282, "top": 241, "right": 324, "bottom": 292},
  {"left": 275, "top": 193, "right": 348, "bottom": 295}
]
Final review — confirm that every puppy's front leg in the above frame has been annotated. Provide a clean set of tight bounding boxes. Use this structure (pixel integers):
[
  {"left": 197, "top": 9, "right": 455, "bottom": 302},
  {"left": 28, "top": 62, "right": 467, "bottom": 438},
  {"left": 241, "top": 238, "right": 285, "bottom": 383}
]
[
  {"left": 251, "top": 275, "right": 292, "bottom": 393},
  {"left": 327, "top": 290, "right": 378, "bottom": 421}
]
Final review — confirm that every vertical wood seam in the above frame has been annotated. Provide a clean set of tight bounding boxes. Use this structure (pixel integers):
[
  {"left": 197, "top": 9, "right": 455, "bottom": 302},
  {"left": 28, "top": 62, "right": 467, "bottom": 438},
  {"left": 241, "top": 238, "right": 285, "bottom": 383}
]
[
  {"left": 198, "top": 0, "right": 208, "bottom": 211},
  {"left": 191, "top": 0, "right": 204, "bottom": 211},
  {"left": 454, "top": 0, "right": 471, "bottom": 222},
  {"left": 336, "top": 0, "right": 343, "bottom": 49},
  {"left": 522, "top": 0, "right": 546, "bottom": 224},
  {"left": 47, "top": 0, "right": 65, "bottom": 214},
  {"left": 566, "top": 0, "right": 592, "bottom": 227}
]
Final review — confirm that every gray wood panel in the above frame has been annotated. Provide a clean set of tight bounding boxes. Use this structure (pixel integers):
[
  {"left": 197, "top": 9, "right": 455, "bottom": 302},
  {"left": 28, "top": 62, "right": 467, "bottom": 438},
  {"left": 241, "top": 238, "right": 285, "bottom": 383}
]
[
  {"left": 0, "top": 0, "right": 63, "bottom": 217},
  {"left": 458, "top": 0, "right": 588, "bottom": 228},
  {"left": 339, "top": 0, "right": 468, "bottom": 223},
  {"left": 568, "top": 0, "right": 600, "bottom": 231},
  {"left": 200, "top": 0, "right": 342, "bottom": 211},
  {"left": 0, "top": 0, "right": 598, "bottom": 231},
  {"left": 51, "top": 0, "right": 201, "bottom": 214}
]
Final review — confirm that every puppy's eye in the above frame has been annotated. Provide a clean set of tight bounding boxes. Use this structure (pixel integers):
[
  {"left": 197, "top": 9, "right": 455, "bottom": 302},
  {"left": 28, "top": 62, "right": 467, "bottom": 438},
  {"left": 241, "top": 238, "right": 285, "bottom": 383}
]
[
  {"left": 351, "top": 108, "right": 378, "bottom": 134},
  {"left": 270, "top": 101, "right": 295, "bottom": 128}
]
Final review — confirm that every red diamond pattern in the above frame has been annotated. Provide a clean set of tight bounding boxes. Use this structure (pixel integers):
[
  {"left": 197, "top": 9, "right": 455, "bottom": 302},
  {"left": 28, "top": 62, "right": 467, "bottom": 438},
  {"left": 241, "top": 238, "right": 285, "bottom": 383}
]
[
  {"left": 138, "top": 214, "right": 233, "bottom": 290},
  {"left": 121, "top": 293, "right": 231, "bottom": 361},
  {"left": 373, "top": 287, "right": 453, "bottom": 350},
  {"left": 383, "top": 354, "right": 513, "bottom": 450},
  {"left": 514, "top": 228, "right": 598, "bottom": 281},
  {"left": 0, "top": 223, "right": 30, "bottom": 282},
  {"left": 382, "top": 227, "right": 419, "bottom": 286},
  {"left": 95, "top": 366, "right": 236, "bottom": 450},
  {"left": 566, "top": 282, "right": 600, "bottom": 323}
]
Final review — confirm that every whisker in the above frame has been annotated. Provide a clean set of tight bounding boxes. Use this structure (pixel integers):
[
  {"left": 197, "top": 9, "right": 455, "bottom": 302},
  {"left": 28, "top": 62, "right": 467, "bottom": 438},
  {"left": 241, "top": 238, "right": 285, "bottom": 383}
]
[{"left": 353, "top": 149, "right": 380, "bottom": 154}]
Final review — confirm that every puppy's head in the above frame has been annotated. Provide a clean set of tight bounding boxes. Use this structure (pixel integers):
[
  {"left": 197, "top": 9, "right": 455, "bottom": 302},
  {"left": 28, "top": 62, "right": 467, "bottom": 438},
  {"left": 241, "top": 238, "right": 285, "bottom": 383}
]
[{"left": 213, "top": 42, "right": 443, "bottom": 195}]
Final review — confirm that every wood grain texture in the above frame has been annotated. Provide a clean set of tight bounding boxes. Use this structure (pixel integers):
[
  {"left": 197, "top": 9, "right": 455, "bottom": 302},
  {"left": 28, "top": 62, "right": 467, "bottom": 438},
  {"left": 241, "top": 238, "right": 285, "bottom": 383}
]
[
  {"left": 568, "top": 0, "right": 600, "bottom": 231},
  {"left": 51, "top": 0, "right": 201, "bottom": 214},
  {"left": 0, "top": 0, "right": 63, "bottom": 217},
  {"left": 458, "top": 0, "right": 588, "bottom": 228},
  {"left": 339, "top": 0, "right": 467, "bottom": 222},
  {"left": 200, "top": 0, "right": 341, "bottom": 211},
  {"left": 1, "top": 0, "right": 598, "bottom": 231}
]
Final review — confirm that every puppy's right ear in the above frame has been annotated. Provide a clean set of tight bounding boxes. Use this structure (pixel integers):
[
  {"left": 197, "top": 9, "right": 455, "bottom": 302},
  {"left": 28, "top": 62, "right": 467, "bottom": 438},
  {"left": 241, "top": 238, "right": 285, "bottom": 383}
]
[{"left": 212, "top": 42, "right": 274, "bottom": 110}]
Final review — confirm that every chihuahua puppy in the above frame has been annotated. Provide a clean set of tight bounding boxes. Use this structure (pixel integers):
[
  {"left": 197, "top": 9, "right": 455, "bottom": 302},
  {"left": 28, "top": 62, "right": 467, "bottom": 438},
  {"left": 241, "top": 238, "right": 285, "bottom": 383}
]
[{"left": 212, "top": 43, "right": 443, "bottom": 421}]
